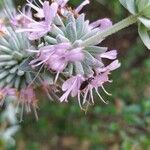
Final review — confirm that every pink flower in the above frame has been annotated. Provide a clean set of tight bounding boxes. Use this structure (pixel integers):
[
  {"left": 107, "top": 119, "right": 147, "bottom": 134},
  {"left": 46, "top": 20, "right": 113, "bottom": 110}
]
[
  {"left": 100, "top": 50, "right": 117, "bottom": 60},
  {"left": 26, "top": 0, "right": 44, "bottom": 18},
  {"left": 60, "top": 75, "right": 85, "bottom": 108},
  {"left": 81, "top": 60, "right": 121, "bottom": 105},
  {"left": 82, "top": 71, "right": 112, "bottom": 105},
  {"left": 17, "top": 1, "right": 58, "bottom": 40},
  {"left": 75, "top": 0, "right": 90, "bottom": 13},
  {"left": 29, "top": 43, "right": 84, "bottom": 72},
  {"left": 57, "top": 0, "right": 69, "bottom": 7},
  {"left": 41, "top": 81, "right": 59, "bottom": 101},
  {"left": 96, "top": 60, "right": 121, "bottom": 73},
  {"left": 48, "top": 47, "right": 84, "bottom": 72},
  {"left": 10, "top": 5, "right": 32, "bottom": 27},
  {"left": 0, "top": 87, "right": 16, "bottom": 106},
  {"left": 18, "top": 87, "right": 38, "bottom": 121},
  {"left": 90, "top": 18, "right": 112, "bottom": 30}
]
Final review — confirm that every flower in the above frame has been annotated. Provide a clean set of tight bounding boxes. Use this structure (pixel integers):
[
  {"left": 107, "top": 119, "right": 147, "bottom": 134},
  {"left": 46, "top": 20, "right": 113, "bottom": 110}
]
[
  {"left": 29, "top": 43, "right": 84, "bottom": 72},
  {"left": 75, "top": 0, "right": 90, "bottom": 13},
  {"left": 17, "top": 1, "right": 58, "bottom": 40},
  {"left": 0, "top": 87, "right": 16, "bottom": 106},
  {"left": 10, "top": 5, "right": 32, "bottom": 27},
  {"left": 41, "top": 80, "right": 60, "bottom": 101},
  {"left": 90, "top": 18, "right": 112, "bottom": 30},
  {"left": 79, "top": 60, "right": 121, "bottom": 106},
  {"left": 96, "top": 60, "right": 121, "bottom": 73},
  {"left": 81, "top": 71, "right": 111, "bottom": 105},
  {"left": 100, "top": 50, "right": 117, "bottom": 60},
  {"left": 18, "top": 87, "right": 38, "bottom": 121},
  {"left": 60, "top": 75, "right": 85, "bottom": 108},
  {"left": 82, "top": 64, "right": 120, "bottom": 106},
  {"left": 57, "top": 0, "right": 69, "bottom": 8}
]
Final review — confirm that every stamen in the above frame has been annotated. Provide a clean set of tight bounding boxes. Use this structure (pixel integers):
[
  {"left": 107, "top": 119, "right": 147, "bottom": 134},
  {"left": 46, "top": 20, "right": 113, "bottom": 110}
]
[
  {"left": 33, "top": 0, "right": 41, "bottom": 7},
  {"left": 95, "top": 88, "right": 108, "bottom": 104},
  {"left": 38, "top": 0, "right": 44, "bottom": 5},
  {"left": 83, "top": 87, "right": 89, "bottom": 104},
  {"left": 17, "top": 8, "right": 37, "bottom": 23},
  {"left": 33, "top": 106, "right": 39, "bottom": 121},
  {"left": 20, "top": 103, "right": 24, "bottom": 122},
  {"left": 78, "top": 91, "right": 85, "bottom": 110},
  {"left": 29, "top": 64, "right": 44, "bottom": 86},
  {"left": 90, "top": 87, "right": 94, "bottom": 104},
  {"left": 54, "top": 72, "right": 60, "bottom": 83},
  {"left": 101, "top": 85, "right": 112, "bottom": 96},
  {"left": 26, "top": 0, "right": 42, "bottom": 12}
]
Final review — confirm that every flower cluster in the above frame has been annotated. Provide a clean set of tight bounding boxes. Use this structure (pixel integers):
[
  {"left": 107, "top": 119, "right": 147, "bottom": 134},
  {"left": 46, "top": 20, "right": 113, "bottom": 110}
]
[{"left": 0, "top": 0, "right": 121, "bottom": 119}]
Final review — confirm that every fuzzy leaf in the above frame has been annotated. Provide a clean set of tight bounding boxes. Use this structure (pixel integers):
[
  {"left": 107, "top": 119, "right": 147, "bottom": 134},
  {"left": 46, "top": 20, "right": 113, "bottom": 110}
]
[
  {"left": 139, "top": 17, "right": 150, "bottom": 29},
  {"left": 44, "top": 36, "right": 57, "bottom": 44},
  {"left": 79, "top": 20, "right": 90, "bottom": 39},
  {"left": 56, "top": 34, "right": 70, "bottom": 43},
  {"left": 119, "top": 0, "right": 136, "bottom": 14},
  {"left": 74, "top": 62, "right": 84, "bottom": 75},
  {"left": 19, "top": 57, "right": 34, "bottom": 72},
  {"left": 66, "top": 13, "right": 76, "bottom": 25},
  {"left": 65, "top": 22, "right": 77, "bottom": 43},
  {"left": 76, "top": 14, "right": 85, "bottom": 38},
  {"left": 64, "top": 63, "right": 73, "bottom": 76},
  {"left": 85, "top": 46, "right": 107, "bottom": 54},
  {"left": 81, "top": 28, "right": 100, "bottom": 41},
  {"left": 83, "top": 51, "right": 97, "bottom": 66},
  {"left": 126, "top": 0, "right": 136, "bottom": 14},
  {"left": 82, "top": 61, "right": 94, "bottom": 76},
  {"left": 138, "top": 23, "right": 150, "bottom": 49},
  {"left": 51, "top": 24, "right": 64, "bottom": 36},
  {"left": 54, "top": 14, "right": 65, "bottom": 28}
]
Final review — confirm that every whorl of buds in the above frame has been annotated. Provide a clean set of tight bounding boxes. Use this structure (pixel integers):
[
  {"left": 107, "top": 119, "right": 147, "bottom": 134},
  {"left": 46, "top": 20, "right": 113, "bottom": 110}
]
[{"left": 0, "top": 27, "right": 39, "bottom": 90}]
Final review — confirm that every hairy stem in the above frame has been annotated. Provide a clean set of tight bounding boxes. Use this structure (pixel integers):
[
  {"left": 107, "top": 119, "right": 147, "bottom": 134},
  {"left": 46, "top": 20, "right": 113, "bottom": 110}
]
[{"left": 81, "top": 15, "right": 138, "bottom": 47}]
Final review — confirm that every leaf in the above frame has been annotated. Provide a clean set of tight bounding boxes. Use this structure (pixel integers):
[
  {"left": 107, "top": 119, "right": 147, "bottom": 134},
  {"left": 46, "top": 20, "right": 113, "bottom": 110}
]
[
  {"left": 65, "top": 22, "right": 77, "bottom": 43},
  {"left": 119, "top": 0, "right": 136, "bottom": 14},
  {"left": 74, "top": 62, "right": 84, "bottom": 75},
  {"left": 139, "top": 17, "right": 150, "bottom": 29},
  {"left": 51, "top": 24, "right": 64, "bottom": 37},
  {"left": 126, "top": 0, "right": 136, "bottom": 14},
  {"left": 19, "top": 57, "right": 34, "bottom": 72},
  {"left": 83, "top": 51, "right": 97, "bottom": 66},
  {"left": 66, "top": 13, "right": 76, "bottom": 25},
  {"left": 76, "top": 14, "right": 85, "bottom": 38},
  {"left": 56, "top": 34, "right": 69, "bottom": 43},
  {"left": 138, "top": 23, "right": 150, "bottom": 49},
  {"left": 85, "top": 46, "right": 107, "bottom": 54},
  {"left": 44, "top": 36, "right": 57, "bottom": 44},
  {"left": 119, "top": 0, "right": 127, "bottom": 8}
]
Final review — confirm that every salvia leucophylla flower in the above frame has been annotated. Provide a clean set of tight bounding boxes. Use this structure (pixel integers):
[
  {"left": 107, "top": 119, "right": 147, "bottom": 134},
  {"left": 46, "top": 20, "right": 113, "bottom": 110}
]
[
  {"left": 17, "top": 1, "right": 58, "bottom": 40},
  {"left": 17, "top": 86, "right": 38, "bottom": 121},
  {"left": 0, "top": 0, "right": 122, "bottom": 119}
]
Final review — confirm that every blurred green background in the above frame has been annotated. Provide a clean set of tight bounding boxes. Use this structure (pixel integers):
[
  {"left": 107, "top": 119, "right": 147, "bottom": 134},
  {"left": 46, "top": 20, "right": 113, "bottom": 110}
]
[{"left": 0, "top": 0, "right": 150, "bottom": 149}]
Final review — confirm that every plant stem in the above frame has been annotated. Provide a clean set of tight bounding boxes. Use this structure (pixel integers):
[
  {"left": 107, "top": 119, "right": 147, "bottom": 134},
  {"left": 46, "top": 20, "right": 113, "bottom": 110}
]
[{"left": 81, "top": 15, "right": 138, "bottom": 47}]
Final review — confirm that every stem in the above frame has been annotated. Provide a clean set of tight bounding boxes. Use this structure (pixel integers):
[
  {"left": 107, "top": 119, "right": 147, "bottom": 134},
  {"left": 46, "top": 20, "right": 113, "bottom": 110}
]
[{"left": 81, "top": 15, "right": 138, "bottom": 47}]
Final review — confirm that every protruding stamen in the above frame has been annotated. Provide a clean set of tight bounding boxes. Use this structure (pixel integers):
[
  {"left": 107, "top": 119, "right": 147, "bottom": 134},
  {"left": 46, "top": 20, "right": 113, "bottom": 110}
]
[
  {"left": 101, "top": 85, "right": 112, "bottom": 96},
  {"left": 95, "top": 88, "right": 108, "bottom": 104}
]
